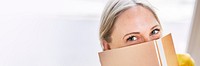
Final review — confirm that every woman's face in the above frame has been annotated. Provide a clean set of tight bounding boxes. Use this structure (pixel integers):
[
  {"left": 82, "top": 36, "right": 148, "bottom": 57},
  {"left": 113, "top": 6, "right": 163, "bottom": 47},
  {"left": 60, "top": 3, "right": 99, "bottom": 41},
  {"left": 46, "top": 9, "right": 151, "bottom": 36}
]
[{"left": 104, "top": 6, "right": 162, "bottom": 50}]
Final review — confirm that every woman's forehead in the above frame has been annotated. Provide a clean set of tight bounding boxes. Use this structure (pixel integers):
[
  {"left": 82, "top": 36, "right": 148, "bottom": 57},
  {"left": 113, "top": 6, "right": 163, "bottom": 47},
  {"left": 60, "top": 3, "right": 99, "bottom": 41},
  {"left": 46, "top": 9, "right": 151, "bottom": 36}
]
[{"left": 113, "top": 6, "right": 159, "bottom": 33}]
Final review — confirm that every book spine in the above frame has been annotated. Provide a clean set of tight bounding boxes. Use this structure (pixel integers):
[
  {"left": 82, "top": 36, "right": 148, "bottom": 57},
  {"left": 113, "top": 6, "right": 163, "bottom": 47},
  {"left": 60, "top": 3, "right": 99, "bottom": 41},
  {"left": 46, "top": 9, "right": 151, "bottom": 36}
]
[
  {"left": 154, "top": 40, "right": 162, "bottom": 66},
  {"left": 156, "top": 39, "right": 168, "bottom": 66}
]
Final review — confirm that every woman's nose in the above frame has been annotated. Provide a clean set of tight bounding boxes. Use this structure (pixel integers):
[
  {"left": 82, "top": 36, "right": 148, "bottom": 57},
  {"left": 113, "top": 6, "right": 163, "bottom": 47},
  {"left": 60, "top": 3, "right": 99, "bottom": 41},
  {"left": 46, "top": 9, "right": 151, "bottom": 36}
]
[{"left": 143, "top": 36, "right": 152, "bottom": 42}]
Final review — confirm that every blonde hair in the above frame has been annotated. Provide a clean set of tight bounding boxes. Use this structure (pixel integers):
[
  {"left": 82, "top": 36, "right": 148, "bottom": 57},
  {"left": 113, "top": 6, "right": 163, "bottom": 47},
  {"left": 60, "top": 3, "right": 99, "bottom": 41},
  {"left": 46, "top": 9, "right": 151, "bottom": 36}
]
[{"left": 99, "top": 0, "right": 159, "bottom": 44}]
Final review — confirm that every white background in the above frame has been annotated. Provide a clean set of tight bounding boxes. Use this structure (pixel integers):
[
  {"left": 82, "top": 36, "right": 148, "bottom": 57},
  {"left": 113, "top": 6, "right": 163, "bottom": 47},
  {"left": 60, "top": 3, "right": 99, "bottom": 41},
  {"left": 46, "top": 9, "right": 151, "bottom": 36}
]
[{"left": 0, "top": 0, "right": 195, "bottom": 66}]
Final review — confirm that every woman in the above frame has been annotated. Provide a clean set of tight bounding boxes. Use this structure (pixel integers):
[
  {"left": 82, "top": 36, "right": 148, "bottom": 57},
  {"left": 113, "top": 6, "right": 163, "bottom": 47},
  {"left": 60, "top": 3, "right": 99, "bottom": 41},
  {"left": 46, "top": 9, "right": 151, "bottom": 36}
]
[{"left": 99, "top": 0, "right": 194, "bottom": 66}]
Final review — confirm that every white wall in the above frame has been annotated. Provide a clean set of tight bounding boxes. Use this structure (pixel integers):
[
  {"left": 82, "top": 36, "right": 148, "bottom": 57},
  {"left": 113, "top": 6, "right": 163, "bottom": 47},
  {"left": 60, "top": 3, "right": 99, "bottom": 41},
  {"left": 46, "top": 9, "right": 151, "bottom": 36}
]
[
  {"left": 0, "top": 15, "right": 103, "bottom": 66},
  {"left": 0, "top": 0, "right": 195, "bottom": 66},
  {"left": 188, "top": 0, "right": 200, "bottom": 65},
  {"left": 0, "top": 0, "right": 105, "bottom": 66}
]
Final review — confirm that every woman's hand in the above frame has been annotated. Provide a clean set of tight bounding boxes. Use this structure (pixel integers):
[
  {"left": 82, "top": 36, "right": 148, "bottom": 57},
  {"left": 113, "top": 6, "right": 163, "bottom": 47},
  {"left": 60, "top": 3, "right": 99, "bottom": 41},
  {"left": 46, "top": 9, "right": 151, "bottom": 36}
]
[{"left": 177, "top": 54, "right": 195, "bottom": 66}]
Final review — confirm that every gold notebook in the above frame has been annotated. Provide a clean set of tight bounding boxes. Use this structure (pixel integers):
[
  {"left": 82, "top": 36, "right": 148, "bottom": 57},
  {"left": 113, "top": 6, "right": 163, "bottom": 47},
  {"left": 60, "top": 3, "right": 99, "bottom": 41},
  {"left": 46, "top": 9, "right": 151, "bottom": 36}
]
[{"left": 98, "top": 33, "right": 179, "bottom": 66}]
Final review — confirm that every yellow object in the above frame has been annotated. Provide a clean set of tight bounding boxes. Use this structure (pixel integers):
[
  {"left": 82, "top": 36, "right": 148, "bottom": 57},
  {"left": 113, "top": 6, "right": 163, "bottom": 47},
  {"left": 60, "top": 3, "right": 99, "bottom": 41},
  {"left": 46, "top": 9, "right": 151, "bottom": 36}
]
[{"left": 177, "top": 54, "right": 195, "bottom": 66}]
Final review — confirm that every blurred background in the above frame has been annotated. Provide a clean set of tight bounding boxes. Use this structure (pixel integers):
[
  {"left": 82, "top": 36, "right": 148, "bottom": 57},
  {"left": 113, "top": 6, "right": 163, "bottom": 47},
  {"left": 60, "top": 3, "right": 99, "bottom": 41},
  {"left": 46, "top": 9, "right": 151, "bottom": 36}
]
[{"left": 0, "top": 0, "right": 197, "bottom": 66}]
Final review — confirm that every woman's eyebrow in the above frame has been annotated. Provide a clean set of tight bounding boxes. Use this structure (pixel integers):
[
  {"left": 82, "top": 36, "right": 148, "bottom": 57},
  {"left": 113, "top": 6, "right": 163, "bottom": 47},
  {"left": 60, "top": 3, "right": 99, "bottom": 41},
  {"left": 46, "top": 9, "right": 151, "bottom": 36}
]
[
  {"left": 151, "top": 25, "right": 159, "bottom": 30},
  {"left": 123, "top": 32, "right": 140, "bottom": 39}
]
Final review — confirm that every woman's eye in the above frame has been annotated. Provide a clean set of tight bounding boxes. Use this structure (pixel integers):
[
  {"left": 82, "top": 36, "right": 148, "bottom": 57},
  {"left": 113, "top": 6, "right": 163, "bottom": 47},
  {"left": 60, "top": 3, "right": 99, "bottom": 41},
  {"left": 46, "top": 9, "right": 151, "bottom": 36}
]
[
  {"left": 127, "top": 36, "right": 137, "bottom": 41},
  {"left": 151, "top": 29, "right": 160, "bottom": 35}
]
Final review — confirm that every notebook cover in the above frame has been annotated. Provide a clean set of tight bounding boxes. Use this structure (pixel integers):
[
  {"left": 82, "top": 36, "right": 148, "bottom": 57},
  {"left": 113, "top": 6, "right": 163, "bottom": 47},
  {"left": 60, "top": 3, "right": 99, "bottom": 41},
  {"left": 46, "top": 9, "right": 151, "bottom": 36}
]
[
  {"left": 161, "top": 34, "right": 179, "bottom": 66},
  {"left": 99, "top": 41, "right": 160, "bottom": 66},
  {"left": 98, "top": 33, "right": 178, "bottom": 66}
]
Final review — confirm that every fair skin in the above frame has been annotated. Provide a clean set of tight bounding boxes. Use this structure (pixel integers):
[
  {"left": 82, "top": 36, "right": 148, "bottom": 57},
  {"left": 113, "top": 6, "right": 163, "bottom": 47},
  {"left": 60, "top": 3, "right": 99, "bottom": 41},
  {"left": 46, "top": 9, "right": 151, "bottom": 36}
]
[{"left": 103, "top": 5, "right": 162, "bottom": 50}]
